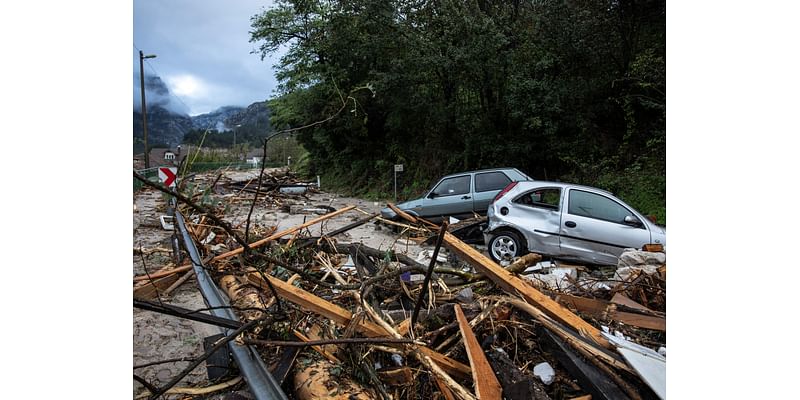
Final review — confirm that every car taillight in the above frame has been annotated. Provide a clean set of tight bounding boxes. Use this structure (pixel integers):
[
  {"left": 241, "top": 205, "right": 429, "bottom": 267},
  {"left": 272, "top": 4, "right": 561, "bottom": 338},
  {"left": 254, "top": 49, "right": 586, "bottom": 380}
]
[{"left": 492, "top": 181, "right": 518, "bottom": 204}]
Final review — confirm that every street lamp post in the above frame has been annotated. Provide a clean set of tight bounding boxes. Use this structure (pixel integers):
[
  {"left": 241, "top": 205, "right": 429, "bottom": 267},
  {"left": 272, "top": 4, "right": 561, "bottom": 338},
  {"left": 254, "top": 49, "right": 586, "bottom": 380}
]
[
  {"left": 234, "top": 124, "right": 241, "bottom": 148},
  {"left": 139, "top": 50, "right": 157, "bottom": 169}
]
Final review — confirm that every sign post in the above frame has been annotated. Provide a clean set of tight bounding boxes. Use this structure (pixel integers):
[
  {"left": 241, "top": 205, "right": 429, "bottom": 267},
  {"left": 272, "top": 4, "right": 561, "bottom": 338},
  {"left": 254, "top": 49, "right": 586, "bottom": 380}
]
[
  {"left": 393, "top": 164, "right": 403, "bottom": 202},
  {"left": 158, "top": 167, "right": 178, "bottom": 188}
]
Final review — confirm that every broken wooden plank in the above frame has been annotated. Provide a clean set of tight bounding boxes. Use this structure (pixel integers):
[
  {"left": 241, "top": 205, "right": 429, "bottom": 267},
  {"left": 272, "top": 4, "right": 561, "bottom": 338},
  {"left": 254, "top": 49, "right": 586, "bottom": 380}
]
[
  {"left": 505, "top": 253, "right": 543, "bottom": 274},
  {"left": 133, "top": 264, "right": 193, "bottom": 282},
  {"left": 432, "top": 373, "right": 457, "bottom": 400},
  {"left": 610, "top": 293, "right": 652, "bottom": 313},
  {"left": 557, "top": 293, "right": 665, "bottom": 332},
  {"left": 642, "top": 244, "right": 663, "bottom": 252},
  {"left": 395, "top": 318, "right": 412, "bottom": 337},
  {"left": 377, "top": 367, "right": 414, "bottom": 386},
  {"left": 133, "top": 206, "right": 357, "bottom": 282},
  {"left": 442, "top": 232, "right": 611, "bottom": 348},
  {"left": 376, "top": 216, "right": 428, "bottom": 232},
  {"left": 246, "top": 272, "right": 472, "bottom": 380},
  {"left": 134, "top": 263, "right": 178, "bottom": 287},
  {"left": 609, "top": 312, "right": 665, "bottom": 331},
  {"left": 455, "top": 304, "right": 503, "bottom": 400},
  {"left": 133, "top": 273, "right": 180, "bottom": 300},
  {"left": 555, "top": 294, "right": 609, "bottom": 316}
]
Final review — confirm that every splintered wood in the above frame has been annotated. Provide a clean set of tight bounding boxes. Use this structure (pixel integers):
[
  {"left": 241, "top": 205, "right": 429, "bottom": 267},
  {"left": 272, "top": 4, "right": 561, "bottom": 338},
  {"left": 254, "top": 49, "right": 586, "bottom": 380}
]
[
  {"left": 442, "top": 232, "right": 611, "bottom": 349},
  {"left": 454, "top": 304, "right": 502, "bottom": 400}
]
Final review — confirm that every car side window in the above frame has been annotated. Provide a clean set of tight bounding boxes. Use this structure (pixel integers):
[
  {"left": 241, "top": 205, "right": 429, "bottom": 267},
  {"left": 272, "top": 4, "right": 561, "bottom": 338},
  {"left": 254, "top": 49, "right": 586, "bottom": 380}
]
[
  {"left": 432, "top": 175, "right": 471, "bottom": 197},
  {"left": 475, "top": 172, "right": 511, "bottom": 192},
  {"left": 568, "top": 189, "right": 635, "bottom": 224},
  {"left": 514, "top": 188, "right": 560, "bottom": 210}
]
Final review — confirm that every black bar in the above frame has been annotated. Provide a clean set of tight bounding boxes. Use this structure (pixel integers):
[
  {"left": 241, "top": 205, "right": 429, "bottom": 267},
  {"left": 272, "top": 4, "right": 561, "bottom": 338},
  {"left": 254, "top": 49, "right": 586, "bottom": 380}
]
[
  {"left": 411, "top": 221, "right": 449, "bottom": 329},
  {"left": 134, "top": 299, "right": 242, "bottom": 330}
]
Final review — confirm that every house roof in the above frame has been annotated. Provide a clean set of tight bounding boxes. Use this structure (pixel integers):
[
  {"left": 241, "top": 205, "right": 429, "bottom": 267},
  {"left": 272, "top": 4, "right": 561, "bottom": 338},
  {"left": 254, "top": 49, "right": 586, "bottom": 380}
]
[{"left": 132, "top": 147, "right": 183, "bottom": 169}]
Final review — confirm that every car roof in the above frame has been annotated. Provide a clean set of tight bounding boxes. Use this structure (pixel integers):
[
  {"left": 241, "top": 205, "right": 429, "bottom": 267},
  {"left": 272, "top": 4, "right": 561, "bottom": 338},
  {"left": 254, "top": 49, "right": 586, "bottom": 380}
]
[
  {"left": 441, "top": 167, "right": 529, "bottom": 179},
  {"left": 514, "top": 180, "right": 615, "bottom": 196}
]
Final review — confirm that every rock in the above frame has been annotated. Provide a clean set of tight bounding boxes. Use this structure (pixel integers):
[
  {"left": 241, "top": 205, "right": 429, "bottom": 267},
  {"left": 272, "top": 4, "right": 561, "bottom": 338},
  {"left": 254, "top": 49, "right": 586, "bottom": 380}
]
[{"left": 156, "top": 368, "right": 172, "bottom": 382}]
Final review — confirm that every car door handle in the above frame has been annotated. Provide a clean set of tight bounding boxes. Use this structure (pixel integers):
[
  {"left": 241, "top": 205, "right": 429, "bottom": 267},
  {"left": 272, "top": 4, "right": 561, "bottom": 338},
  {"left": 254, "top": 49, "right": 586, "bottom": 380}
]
[
  {"left": 461, "top": 195, "right": 471, "bottom": 200},
  {"left": 565, "top": 221, "right": 576, "bottom": 228}
]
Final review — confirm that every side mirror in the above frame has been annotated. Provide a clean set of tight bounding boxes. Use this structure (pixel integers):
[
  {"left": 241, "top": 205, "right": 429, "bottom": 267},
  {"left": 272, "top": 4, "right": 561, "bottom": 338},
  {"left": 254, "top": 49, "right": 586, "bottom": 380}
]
[
  {"left": 428, "top": 192, "right": 438, "bottom": 199},
  {"left": 624, "top": 215, "right": 642, "bottom": 227}
]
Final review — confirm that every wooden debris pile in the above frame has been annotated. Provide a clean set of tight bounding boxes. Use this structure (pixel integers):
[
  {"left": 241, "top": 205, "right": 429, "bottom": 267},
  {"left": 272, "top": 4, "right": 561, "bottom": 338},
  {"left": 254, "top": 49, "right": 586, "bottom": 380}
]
[{"left": 133, "top": 179, "right": 667, "bottom": 400}]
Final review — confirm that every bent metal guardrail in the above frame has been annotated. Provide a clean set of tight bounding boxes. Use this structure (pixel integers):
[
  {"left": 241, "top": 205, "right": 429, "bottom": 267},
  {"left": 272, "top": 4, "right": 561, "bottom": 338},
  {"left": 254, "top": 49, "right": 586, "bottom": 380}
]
[{"left": 174, "top": 209, "right": 288, "bottom": 400}]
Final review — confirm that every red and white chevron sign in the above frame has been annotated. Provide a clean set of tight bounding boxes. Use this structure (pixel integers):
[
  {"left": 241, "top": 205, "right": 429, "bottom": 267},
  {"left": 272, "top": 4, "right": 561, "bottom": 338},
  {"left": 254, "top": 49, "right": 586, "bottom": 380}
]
[{"left": 158, "top": 167, "right": 177, "bottom": 188}]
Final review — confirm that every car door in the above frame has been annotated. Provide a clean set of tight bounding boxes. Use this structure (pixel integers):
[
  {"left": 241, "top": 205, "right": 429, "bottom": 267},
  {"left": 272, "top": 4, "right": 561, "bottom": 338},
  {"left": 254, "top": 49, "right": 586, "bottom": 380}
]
[
  {"left": 473, "top": 171, "right": 513, "bottom": 214},
  {"left": 420, "top": 174, "right": 473, "bottom": 218},
  {"left": 559, "top": 188, "right": 652, "bottom": 265},
  {"left": 507, "top": 187, "right": 563, "bottom": 256}
]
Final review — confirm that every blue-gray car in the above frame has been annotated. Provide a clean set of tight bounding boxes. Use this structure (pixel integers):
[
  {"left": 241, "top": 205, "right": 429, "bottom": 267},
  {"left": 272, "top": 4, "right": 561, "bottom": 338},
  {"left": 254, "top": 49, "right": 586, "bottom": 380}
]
[
  {"left": 381, "top": 168, "right": 532, "bottom": 223},
  {"left": 483, "top": 181, "right": 666, "bottom": 265}
]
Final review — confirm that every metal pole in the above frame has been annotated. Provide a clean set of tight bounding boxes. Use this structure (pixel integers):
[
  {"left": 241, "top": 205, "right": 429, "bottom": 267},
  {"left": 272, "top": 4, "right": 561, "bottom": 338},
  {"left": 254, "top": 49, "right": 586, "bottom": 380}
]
[
  {"left": 139, "top": 51, "right": 156, "bottom": 168},
  {"left": 174, "top": 211, "right": 288, "bottom": 400},
  {"left": 139, "top": 51, "right": 150, "bottom": 169},
  {"left": 394, "top": 169, "right": 397, "bottom": 202}
]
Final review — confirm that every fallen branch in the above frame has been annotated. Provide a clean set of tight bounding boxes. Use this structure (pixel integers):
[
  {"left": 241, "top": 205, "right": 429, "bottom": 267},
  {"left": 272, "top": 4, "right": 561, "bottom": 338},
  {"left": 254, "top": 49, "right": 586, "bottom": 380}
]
[
  {"left": 243, "top": 336, "right": 417, "bottom": 347},
  {"left": 136, "top": 376, "right": 243, "bottom": 399}
]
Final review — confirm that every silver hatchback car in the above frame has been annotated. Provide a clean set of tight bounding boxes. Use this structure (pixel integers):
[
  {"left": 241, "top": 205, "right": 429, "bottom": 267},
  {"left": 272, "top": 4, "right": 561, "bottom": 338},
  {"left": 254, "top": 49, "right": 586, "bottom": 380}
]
[
  {"left": 484, "top": 181, "right": 666, "bottom": 265},
  {"left": 381, "top": 168, "right": 532, "bottom": 223}
]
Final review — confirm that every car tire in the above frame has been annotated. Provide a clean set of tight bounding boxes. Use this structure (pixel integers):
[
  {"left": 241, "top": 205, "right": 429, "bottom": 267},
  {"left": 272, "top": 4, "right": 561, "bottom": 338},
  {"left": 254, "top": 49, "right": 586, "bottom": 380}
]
[{"left": 488, "top": 230, "right": 527, "bottom": 263}]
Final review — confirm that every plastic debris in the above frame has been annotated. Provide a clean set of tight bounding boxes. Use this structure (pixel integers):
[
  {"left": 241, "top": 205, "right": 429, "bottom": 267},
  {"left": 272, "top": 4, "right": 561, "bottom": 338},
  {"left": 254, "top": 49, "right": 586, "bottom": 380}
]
[{"left": 533, "top": 362, "right": 555, "bottom": 385}]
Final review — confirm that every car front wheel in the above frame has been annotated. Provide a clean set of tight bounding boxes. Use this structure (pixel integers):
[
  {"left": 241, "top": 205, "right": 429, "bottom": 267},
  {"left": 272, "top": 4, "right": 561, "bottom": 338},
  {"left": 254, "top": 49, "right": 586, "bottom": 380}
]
[{"left": 488, "top": 230, "right": 527, "bottom": 263}]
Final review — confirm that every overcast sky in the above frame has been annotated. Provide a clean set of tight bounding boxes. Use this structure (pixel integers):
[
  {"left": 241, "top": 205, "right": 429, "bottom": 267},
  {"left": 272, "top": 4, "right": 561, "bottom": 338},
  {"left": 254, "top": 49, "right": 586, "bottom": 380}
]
[{"left": 133, "top": 0, "right": 282, "bottom": 116}]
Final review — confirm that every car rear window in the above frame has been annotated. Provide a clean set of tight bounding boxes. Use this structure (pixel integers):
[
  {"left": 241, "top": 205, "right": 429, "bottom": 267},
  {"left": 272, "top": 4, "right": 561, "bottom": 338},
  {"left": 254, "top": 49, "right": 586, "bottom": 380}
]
[
  {"left": 514, "top": 188, "right": 560, "bottom": 210},
  {"left": 475, "top": 172, "right": 511, "bottom": 192}
]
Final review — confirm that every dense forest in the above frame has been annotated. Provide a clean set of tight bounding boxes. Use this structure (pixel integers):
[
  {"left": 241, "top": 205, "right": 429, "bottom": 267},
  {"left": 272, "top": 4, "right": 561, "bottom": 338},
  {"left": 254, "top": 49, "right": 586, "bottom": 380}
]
[{"left": 250, "top": 0, "right": 665, "bottom": 222}]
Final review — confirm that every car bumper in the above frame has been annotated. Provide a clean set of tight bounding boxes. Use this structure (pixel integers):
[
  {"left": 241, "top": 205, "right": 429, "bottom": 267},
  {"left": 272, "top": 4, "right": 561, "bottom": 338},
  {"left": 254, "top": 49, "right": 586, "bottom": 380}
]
[{"left": 380, "top": 207, "right": 397, "bottom": 220}]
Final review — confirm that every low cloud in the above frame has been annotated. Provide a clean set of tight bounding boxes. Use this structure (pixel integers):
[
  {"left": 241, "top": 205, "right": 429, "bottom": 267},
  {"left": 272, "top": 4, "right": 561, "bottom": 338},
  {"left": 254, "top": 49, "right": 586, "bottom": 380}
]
[{"left": 133, "top": 74, "right": 189, "bottom": 116}]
